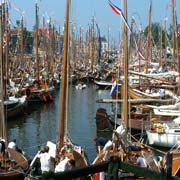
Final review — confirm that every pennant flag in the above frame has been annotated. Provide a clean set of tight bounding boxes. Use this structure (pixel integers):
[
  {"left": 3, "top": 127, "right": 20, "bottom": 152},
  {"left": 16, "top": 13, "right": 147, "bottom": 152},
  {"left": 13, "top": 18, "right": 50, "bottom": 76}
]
[
  {"left": 107, "top": 0, "right": 131, "bottom": 32},
  {"left": 110, "top": 80, "right": 118, "bottom": 96}
]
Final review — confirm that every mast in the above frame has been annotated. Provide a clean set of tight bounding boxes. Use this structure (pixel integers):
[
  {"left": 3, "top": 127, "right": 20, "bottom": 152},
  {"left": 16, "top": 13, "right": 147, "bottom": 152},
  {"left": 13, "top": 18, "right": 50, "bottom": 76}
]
[
  {"left": 21, "top": 16, "right": 24, "bottom": 63},
  {"left": 164, "top": 12, "right": 167, "bottom": 62},
  {"left": 160, "top": 21, "right": 162, "bottom": 67},
  {"left": 95, "top": 22, "right": 101, "bottom": 64},
  {"left": 171, "top": 0, "right": 176, "bottom": 68},
  {"left": 59, "top": 0, "right": 70, "bottom": 149},
  {"left": 123, "top": 0, "right": 129, "bottom": 131},
  {"left": 145, "top": 0, "right": 152, "bottom": 74},
  {"left": 35, "top": 3, "right": 39, "bottom": 81},
  {"left": 0, "top": 4, "right": 6, "bottom": 141},
  {"left": 91, "top": 16, "right": 95, "bottom": 72},
  {"left": 5, "top": 4, "right": 9, "bottom": 98}
]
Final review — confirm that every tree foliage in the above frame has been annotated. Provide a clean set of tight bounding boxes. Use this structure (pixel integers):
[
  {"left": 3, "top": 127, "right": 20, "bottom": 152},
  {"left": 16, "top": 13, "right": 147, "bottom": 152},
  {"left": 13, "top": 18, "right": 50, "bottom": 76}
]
[{"left": 144, "top": 22, "right": 166, "bottom": 48}]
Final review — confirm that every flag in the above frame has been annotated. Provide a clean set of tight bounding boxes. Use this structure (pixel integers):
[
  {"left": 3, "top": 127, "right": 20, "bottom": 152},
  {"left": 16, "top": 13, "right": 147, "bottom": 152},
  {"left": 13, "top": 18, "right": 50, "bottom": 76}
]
[
  {"left": 107, "top": 0, "right": 131, "bottom": 32},
  {"left": 94, "top": 172, "right": 105, "bottom": 180},
  {"left": 110, "top": 80, "right": 118, "bottom": 96}
]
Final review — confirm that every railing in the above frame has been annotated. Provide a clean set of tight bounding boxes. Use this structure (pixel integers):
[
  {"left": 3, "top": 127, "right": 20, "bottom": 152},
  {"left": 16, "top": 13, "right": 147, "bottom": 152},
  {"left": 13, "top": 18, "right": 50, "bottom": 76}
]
[{"left": 39, "top": 157, "right": 180, "bottom": 180}]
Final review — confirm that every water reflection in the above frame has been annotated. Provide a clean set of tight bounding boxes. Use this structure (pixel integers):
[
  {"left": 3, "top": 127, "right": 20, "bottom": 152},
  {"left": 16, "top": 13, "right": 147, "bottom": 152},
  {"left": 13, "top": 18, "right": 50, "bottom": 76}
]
[{"left": 7, "top": 84, "right": 111, "bottom": 162}]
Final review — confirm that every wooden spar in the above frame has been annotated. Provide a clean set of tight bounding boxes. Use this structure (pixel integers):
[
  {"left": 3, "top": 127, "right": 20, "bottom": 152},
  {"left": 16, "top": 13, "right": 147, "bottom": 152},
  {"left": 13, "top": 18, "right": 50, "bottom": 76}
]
[
  {"left": 123, "top": 0, "right": 129, "bottom": 131},
  {"left": 21, "top": 16, "right": 24, "bottom": 64},
  {"left": 145, "top": 0, "right": 152, "bottom": 74},
  {"left": 175, "top": 12, "right": 180, "bottom": 82},
  {"left": 0, "top": 5, "right": 6, "bottom": 141},
  {"left": 172, "top": 0, "right": 176, "bottom": 68},
  {"left": 164, "top": 8, "right": 167, "bottom": 62},
  {"left": 96, "top": 98, "right": 175, "bottom": 104},
  {"left": 5, "top": 5, "right": 9, "bottom": 98},
  {"left": 128, "top": 70, "right": 170, "bottom": 84},
  {"left": 160, "top": 21, "right": 162, "bottom": 67},
  {"left": 35, "top": 3, "right": 39, "bottom": 81},
  {"left": 42, "top": 16, "right": 45, "bottom": 66},
  {"left": 59, "top": 0, "right": 70, "bottom": 149}
]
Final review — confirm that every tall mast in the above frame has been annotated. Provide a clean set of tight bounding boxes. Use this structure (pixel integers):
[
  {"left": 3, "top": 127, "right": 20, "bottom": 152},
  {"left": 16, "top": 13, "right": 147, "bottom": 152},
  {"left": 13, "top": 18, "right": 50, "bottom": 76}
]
[
  {"left": 35, "top": 3, "right": 39, "bottom": 81},
  {"left": 145, "top": 1, "right": 152, "bottom": 74},
  {"left": 0, "top": 5, "right": 6, "bottom": 141},
  {"left": 160, "top": 21, "right": 162, "bottom": 67},
  {"left": 59, "top": 0, "right": 70, "bottom": 149},
  {"left": 123, "top": 0, "right": 129, "bottom": 131},
  {"left": 21, "top": 16, "right": 24, "bottom": 63},
  {"left": 171, "top": 0, "right": 176, "bottom": 68},
  {"left": 5, "top": 5, "right": 9, "bottom": 98}
]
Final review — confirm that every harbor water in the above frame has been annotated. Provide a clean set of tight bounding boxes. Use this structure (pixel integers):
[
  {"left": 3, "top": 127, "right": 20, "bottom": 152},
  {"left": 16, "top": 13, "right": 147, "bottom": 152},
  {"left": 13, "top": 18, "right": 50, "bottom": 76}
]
[{"left": 7, "top": 83, "right": 111, "bottom": 163}]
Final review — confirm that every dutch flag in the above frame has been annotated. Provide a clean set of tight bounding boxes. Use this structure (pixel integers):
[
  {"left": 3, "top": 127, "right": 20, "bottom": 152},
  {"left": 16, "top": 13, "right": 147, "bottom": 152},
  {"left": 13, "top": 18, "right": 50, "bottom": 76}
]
[
  {"left": 110, "top": 80, "right": 118, "bottom": 96},
  {"left": 108, "top": 0, "right": 131, "bottom": 32}
]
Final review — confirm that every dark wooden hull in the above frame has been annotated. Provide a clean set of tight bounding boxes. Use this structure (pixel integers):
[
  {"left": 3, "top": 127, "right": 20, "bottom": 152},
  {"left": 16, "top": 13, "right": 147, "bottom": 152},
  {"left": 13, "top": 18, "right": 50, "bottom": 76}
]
[
  {"left": 26, "top": 87, "right": 55, "bottom": 103},
  {"left": 6, "top": 100, "right": 28, "bottom": 119},
  {"left": 0, "top": 148, "right": 29, "bottom": 180},
  {"left": 95, "top": 108, "right": 149, "bottom": 138}
]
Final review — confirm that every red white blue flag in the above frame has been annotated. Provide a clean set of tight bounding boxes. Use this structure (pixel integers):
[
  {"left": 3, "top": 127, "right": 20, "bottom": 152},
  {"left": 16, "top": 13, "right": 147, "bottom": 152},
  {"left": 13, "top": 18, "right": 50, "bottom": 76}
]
[
  {"left": 108, "top": 0, "right": 131, "bottom": 32},
  {"left": 110, "top": 80, "right": 118, "bottom": 96}
]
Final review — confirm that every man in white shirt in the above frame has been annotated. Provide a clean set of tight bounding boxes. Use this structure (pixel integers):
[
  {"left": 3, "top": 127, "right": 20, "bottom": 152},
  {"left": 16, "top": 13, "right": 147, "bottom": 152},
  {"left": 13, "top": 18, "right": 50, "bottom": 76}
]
[
  {"left": 8, "top": 139, "right": 16, "bottom": 150},
  {"left": 38, "top": 146, "right": 54, "bottom": 174}
]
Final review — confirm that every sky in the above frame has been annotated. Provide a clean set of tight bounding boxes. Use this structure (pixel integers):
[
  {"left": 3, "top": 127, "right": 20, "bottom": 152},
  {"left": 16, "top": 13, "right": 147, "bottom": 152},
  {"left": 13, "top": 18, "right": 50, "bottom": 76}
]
[{"left": 6, "top": 0, "right": 180, "bottom": 42}]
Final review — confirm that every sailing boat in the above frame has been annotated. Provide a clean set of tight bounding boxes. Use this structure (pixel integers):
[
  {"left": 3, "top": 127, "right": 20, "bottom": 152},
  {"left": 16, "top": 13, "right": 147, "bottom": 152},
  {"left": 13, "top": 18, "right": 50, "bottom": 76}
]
[
  {"left": 27, "top": 0, "right": 92, "bottom": 179},
  {"left": 22, "top": 3, "right": 55, "bottom": 104},
  {"left": 0, "top": 4, "right": 29, "bottom": 179},
  {"left": 0, "top": 3, "right": 28, "bottom": 120},
  {"left": 92, "top": 1, "right": 160, "bottom": 179}
]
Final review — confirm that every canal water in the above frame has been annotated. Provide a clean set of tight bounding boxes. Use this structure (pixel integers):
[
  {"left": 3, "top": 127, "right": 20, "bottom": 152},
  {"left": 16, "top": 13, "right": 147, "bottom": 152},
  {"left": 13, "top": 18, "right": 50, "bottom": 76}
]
[{"left": 7, "top": 83, "right": 111, "bottom": 163}]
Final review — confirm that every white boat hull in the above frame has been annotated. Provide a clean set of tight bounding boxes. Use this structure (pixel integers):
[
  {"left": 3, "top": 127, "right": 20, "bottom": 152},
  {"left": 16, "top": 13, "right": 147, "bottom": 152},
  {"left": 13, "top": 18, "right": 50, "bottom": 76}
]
[{"left": 146, "top": 130, "right": 180, "bottom": 148}]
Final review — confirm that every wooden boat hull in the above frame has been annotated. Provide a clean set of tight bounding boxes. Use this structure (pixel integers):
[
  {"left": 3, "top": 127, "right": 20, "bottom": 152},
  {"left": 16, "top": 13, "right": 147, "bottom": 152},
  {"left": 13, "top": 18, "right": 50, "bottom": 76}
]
[
  {"left": 25, "top": 87, "right": 55, "bottom": 103},
  {"left": 0, "top": 171, "right": 24, "bottom": 180},
  {"left": 6, "top": 101, "right": 28, "bottom": 119},
  {"left": 4, "top": 96, "right": 28, "bottom": 119},
  {"left": 95, "top": 108, "right": 150, "bottom": 138},
  {"left": 0, "top": 148, "right": 29, "bottom": 180}
]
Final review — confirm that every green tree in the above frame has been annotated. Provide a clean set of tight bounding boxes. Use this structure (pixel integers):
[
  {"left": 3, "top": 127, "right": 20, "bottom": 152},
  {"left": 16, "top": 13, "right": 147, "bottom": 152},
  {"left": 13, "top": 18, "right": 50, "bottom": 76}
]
[{"left": 144, "top": 22, "right": 166, "bottom": 48}]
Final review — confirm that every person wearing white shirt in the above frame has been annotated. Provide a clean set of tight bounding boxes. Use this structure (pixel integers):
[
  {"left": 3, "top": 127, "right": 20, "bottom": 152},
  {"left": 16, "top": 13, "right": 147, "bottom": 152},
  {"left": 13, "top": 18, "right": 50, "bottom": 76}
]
[
  {"left": 54, "top": 157, "right": 70, "bottom": 173},
  {"left": 38, "top": 146, "right": 54, "bottom": 174},
  {"left": 8, "top": 139, "right": 16, "bottom": 150}
]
